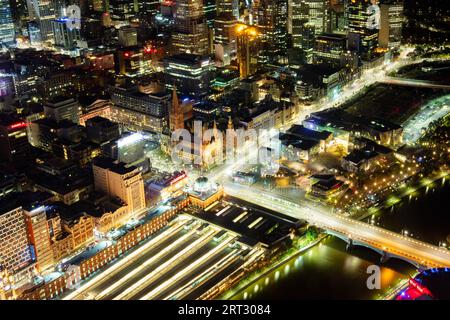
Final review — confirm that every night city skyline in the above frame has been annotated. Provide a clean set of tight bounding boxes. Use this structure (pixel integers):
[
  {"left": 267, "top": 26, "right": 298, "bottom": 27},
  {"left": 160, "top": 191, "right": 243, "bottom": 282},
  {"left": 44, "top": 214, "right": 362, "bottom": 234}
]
[{"left": 0, "top": 0, "right": 450, "bottom": 307}]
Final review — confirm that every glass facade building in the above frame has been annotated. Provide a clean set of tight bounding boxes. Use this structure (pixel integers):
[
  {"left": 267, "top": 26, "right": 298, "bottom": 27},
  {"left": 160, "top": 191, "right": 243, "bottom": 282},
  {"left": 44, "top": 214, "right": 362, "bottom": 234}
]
[{"left": 0, "top": 0, "right": 15, "bottom": 46}]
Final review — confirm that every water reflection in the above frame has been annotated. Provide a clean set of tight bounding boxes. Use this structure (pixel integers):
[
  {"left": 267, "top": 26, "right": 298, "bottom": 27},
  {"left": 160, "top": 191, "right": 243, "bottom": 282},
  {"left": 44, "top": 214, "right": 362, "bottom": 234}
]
[
  {"left": 376, "top": 179, "right": 450, "bottom": 245},
  {"left": 231, "top": 179, "right": 448, "bottom": 300},
  {"left": 232, "top": 238, "right": 415, "bottom": 300}
]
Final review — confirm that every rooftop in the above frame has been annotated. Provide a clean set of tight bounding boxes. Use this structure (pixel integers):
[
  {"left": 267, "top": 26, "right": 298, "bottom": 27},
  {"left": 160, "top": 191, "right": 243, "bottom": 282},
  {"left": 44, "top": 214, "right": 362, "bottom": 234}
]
[
  {"left": 312, "top": 178, "right": 345, "bottom": 191},
  {"left": 93, "top": 157, "right": 138, "bottom": 175},
  {"left": 305, "top": 108, "right": 402, "bottom": 133},
  {"left": 164, "top": 53, "right": 210, "bottom": 65},
  {"left": 192, "top": 197, "right": 304, "bottom": 248},
  {"left": 0, "top": 113, "right": 26, "bottom": 128},
  {"left": 63, "top": 241, "right": 113, "bottom": 267},
  {"left": 280, "top": 133, "right": 320, "bottom": 150},
  {"left": 0, "top": 191, "right": 54, "bottom": 216},
  {"left": 287, "top": 124, "right": 332, "bottom": 141}
]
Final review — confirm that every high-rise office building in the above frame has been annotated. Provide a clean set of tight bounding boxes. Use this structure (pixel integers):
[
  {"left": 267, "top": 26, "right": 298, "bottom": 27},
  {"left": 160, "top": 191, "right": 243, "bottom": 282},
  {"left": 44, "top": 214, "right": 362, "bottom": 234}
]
[
  {"left": 213, "top": 13, "right": 238, "bottom": 66},
  {"left": 328, "top": 0, "right": 346, "bottom": 33},
  {"left": 138, "top": 0, "right": 159, "bottom": 16},
  {"left": 290, "top": 0, "right": 309, "bottom": 48},
  {"left": 289, "top": 0, "right": 327, "bottom": 61},
  {"left": 255, "top": 0, "right": 288, "bottom": 64},
  {"left": 10, "top": 0, "right": 29, "bottom": 27},
  {"left": 23, "top": 205, "right": 54, "bottom": 272},
  {"left": 236, "top": 24, "right": 261, "bottom": 78},
  {"left": 109, "top": 0, "right": 138, "bottom": 23},
  {"left": 347, "top": 0, "right": 380, "bottom": 60},
  {"left": 378, "top": 0, "right": 403, "bottom": 49},
  {"left": 172, "top": 0, "right": 210, "bottom": 55},
  {"left": 0, "top": 206, "right": 33, "bottom": 278},
  {"left": 52, "top": 17, "right": 81, "bottom": 51},
  {"left": 203, "top": 0, "right": 216, "bottom": 27},
  {"left": 0, "top": 114, "right": 30, "bottom": 163},
  {"left": 305, "top": 0, "right": 328, "bottom": 34},
  {"left": 216, "top": 0, "right": 239, "bottom": 19},
  {"left": 0, "top": 0, "right": 15, "bottom": 46},
  {"left": 92, "top": 157, "right": 146, "bottom": 215},
  {"left": 44, "top": 96, "right": 81, "bottom": 124},
  {"left": 289, "top": 0, "right": 328, "bottom": 37},
  {"left": 314, "top": 33, "right": 348, "bottom": 67},
  {"left": 164, "top": 53, "right": 215, "bottom": 98},
  {"left": 118, "top": 26, "right": 138, "bottom": 47},
  {"left": 301, "top": 23, "right": 315, "bottom": 63},
  {"left": 27, "top": 0, "right": 56, "bottom": 43}
]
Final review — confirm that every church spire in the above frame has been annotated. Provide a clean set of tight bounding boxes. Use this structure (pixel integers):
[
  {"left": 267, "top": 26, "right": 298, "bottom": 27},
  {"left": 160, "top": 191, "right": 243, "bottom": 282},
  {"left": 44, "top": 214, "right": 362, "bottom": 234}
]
[
  {"left": 213, "top": 119, "right": 219, "bottom": 139},
  {"left": 170, "top": 85, "right": 184, "bottom": 131},
  {"left": 227, "top": 116, "right": 234, "bottom": 130},
  {"left": 172, "top": 86, "right": 180, "bottom": 112}
]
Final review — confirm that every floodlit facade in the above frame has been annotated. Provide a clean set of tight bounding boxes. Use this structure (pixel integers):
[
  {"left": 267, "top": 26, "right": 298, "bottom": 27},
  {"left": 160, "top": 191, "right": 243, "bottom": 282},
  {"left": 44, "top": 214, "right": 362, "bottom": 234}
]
[
  {"left": 23, "top": 206, "right": 54, "bottom": 272},
  {"left": 93, "top": 158, "right": 146, "bottom": 216},
  {"left": 172, "top": 0, "right": 210, "bottom": 55},
  {"left": 379, "top": 1, "right": 404, "bottom": 49},
  {"left": 0, "top": 207, "right": 33, "bottom": 282},
  {"left": 236, "top": 24, "right": 261, "bottom": 78}
]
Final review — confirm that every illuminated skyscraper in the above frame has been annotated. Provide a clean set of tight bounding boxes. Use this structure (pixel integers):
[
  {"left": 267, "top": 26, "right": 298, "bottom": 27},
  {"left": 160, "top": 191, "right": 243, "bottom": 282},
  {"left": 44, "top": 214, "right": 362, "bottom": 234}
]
[
  {"left": 23, "top": 205, "right": 54, "bottom": 272},
  {"left": 138, "top": 0, "right": 160, "bottom": 16},
  {"left": 27, "top": 0, "right": 56, "bottom": 43},
  {"left": 0, "top": 0, "right": 15, "bottom": 46},
  {"left": 305, "top": 0, "right": 328, "bottom": 34},
  {"left": 93, "top": 157, "right": 146, "bottom": 215},
  {"left": 236, "top": 24, "right": 261, "bottom": 78},
  {"left": 109, "top": 0, "right": 138, "bottom": 23},
  {"left": 172, "top": 0, "right": 209, "bottom": 55},
  {"left": 327, "top": 0, "right": 346, "bottom": 33},
  {"left": 289, "top": 0, "right": 309, "bottom": 48},
  {"left": 203, "top": 0, "right": 216, "bottom": 27},
  {"left": 163, "top": 53, "right": 215, "bottom": 98},
  {"left": 216, "top": 0, "right": 239, "bottom": 19},
  {"left": 255, "top": 0, "right": 288, "bottom": 64},
  {"left": 0, "top": 205, "right": 33, "bottom": 282},
  {"left": 0, "top": 114, "right": 30, "bottom": 163},
  {"left": 289, "top": 0, "right": 328, "bottom": 37},
  {"left": 289, "top": 0, "right": 327, "bottom": 64},
  {"left": 378, "top": 0, "right": 403, "bottom": 49},
  {"left": 213, "top": 13, "right": 237, "bottom": 66},
  {"left": 52, "top": 17, "right": 81, "bottom": 51},
  {"left": 347, "top": 0, "right": 380, "bottom": 60}
]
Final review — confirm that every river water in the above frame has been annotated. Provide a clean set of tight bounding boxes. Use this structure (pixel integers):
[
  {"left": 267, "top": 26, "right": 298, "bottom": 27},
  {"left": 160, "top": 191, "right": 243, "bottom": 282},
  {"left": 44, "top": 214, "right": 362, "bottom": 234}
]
[{"left": 230, "top": 180, "right": 449, "bottom": 300}]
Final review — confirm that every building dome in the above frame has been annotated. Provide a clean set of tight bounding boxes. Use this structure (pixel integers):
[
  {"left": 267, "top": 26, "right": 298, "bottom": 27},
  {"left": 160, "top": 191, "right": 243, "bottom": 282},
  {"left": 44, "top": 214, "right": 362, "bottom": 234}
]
[{"left": 193, "top": 176, "right": 211, "bottom": 194}]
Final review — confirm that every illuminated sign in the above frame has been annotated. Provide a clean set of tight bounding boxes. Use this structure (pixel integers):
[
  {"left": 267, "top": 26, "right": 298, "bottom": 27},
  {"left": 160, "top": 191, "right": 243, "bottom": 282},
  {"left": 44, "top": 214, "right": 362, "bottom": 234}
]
[
  {"left": 409, "top": 278, "right": 433, "bottom": 297},
  {"left": 9, "top": 122, "right": 27, "bottom": 130},
  {"left": 170, "top": 173, "right": 187, "bottom": 185}
]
